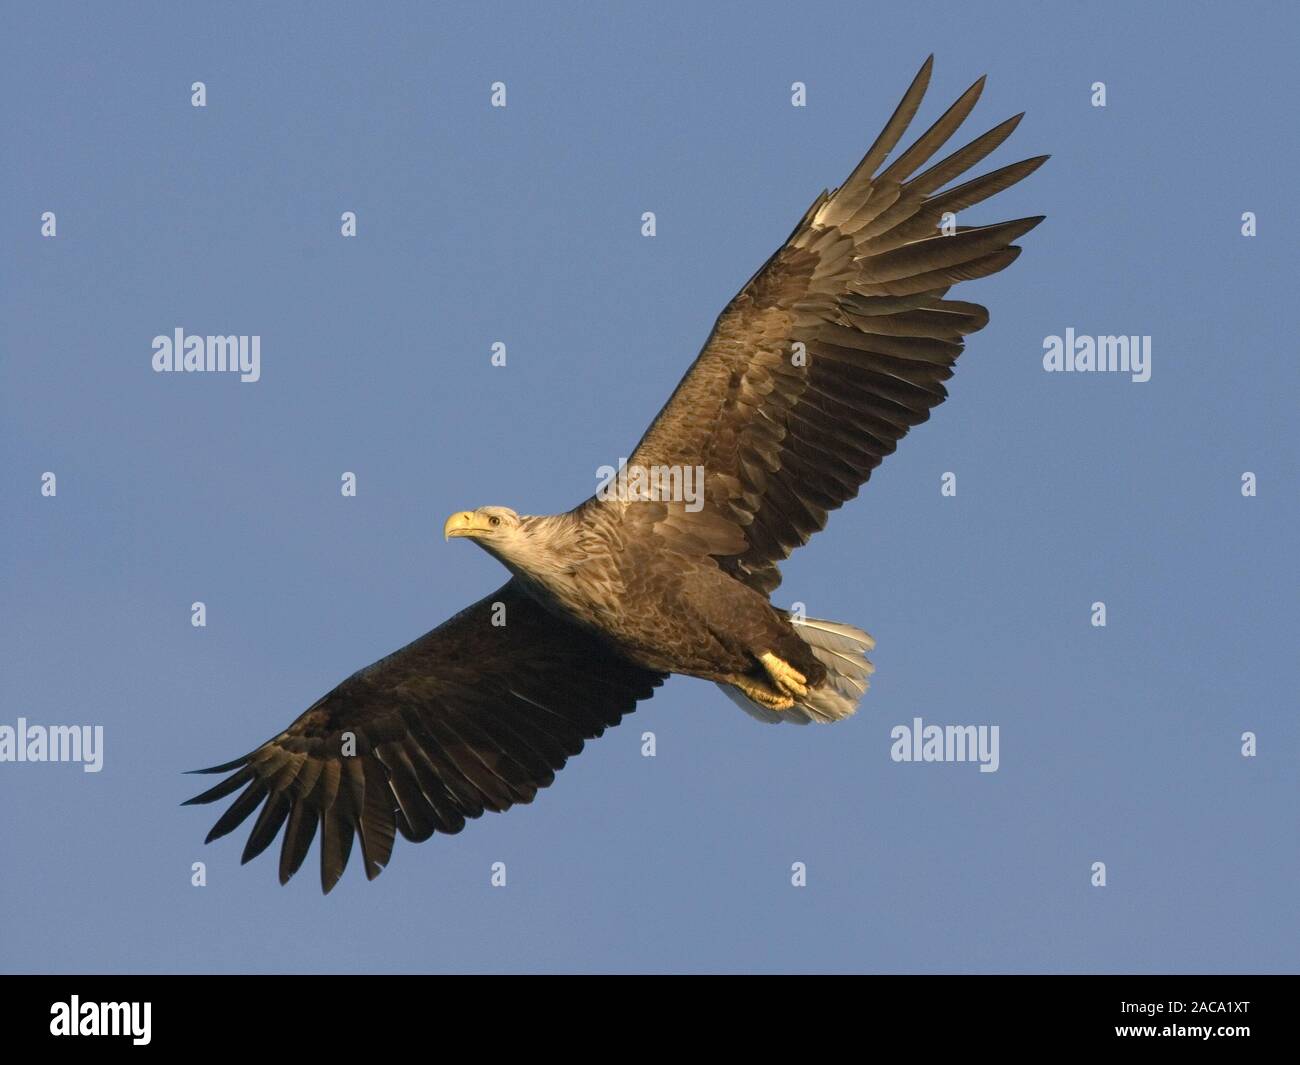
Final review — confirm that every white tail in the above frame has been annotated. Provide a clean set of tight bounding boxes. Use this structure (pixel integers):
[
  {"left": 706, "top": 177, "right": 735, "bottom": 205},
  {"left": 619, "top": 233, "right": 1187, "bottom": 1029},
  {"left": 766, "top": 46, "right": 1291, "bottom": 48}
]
[{"left": 717, "top": 616, "right": 876, "bottom": 725}]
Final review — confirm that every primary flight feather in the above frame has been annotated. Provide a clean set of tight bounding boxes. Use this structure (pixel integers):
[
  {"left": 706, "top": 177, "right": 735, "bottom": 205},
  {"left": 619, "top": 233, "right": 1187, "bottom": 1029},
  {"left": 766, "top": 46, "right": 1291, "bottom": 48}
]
[{"left": 187, "top": 56, "right": 1045, "bottom": 892}]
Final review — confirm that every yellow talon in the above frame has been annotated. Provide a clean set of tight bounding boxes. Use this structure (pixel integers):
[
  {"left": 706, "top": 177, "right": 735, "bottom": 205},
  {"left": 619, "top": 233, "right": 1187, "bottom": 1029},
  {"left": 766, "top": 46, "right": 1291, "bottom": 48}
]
[
  {"left": 733, "top": 675, "right": 794, "bottom": 711},
  {"left": 760, "top": 652, "right": 807, "bottom": 698}
]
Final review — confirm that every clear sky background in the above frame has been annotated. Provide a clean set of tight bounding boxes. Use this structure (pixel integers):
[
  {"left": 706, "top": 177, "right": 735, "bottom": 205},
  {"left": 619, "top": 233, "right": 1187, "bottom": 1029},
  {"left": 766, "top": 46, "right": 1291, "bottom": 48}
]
[{"left": 2, "top": 2, "right": 1296, "bottom": 974}]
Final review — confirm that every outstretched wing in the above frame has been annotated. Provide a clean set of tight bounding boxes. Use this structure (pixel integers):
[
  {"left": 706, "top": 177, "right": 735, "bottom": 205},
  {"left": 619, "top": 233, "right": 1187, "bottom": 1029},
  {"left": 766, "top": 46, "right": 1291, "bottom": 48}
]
[
  {"left": 620, "top": 56, "right": 1046, "bottom": 594},
  {"left": 185, "top": 580, "right": 664, "bottom": 892}
]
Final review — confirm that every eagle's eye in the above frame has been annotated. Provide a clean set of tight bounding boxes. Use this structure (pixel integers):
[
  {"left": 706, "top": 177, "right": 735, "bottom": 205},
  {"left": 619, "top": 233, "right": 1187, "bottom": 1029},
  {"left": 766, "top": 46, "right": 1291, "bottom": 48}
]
[{"left": 489, "top": 516, "right": 501, "bottom": 527}]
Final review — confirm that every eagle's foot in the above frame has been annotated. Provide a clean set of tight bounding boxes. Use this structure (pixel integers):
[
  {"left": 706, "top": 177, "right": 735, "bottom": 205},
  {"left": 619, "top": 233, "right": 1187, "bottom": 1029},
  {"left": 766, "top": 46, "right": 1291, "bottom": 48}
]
[
  {"left": 732, "top": 674, "right": 795, "bottom": 711},
  {"left": 759, "top": 652, "right": 808, "bottom": 699}
]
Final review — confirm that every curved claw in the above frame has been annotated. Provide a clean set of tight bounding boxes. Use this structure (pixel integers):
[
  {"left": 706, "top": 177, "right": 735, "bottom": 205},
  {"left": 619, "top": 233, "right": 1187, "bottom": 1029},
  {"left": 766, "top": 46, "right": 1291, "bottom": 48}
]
[
  {"left": 760, "top": 652, "right": 808, "bottom": 699},
  {"left": 733, "top": 675, "right": 795, "bottom": 711}
]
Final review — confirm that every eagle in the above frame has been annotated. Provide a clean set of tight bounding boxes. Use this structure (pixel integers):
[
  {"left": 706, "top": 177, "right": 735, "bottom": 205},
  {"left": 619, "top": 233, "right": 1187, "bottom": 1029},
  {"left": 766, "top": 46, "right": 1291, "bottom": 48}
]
[{"left": 187, "top": 57, "right": 1045, "bottom": 892}]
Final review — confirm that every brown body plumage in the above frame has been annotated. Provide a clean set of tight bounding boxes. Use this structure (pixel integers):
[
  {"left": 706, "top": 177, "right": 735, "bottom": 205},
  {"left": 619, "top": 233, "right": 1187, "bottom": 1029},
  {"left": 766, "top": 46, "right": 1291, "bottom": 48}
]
[{"left": 187, "top": 57, "right": 1045, "bottom": 891}]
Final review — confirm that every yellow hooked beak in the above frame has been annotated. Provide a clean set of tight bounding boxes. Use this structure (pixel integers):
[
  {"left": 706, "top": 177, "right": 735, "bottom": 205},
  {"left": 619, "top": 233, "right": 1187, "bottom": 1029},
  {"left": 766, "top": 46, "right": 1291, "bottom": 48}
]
[{"left": 443, "top": 510, "right": 480, "bottom": 541}]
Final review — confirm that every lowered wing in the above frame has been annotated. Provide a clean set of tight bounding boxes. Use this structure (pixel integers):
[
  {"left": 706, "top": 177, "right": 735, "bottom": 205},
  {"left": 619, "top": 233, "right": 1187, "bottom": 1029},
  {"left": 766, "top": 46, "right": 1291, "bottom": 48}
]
[{"left": 185, "top": 580, "right": 664, "bottom": 892}]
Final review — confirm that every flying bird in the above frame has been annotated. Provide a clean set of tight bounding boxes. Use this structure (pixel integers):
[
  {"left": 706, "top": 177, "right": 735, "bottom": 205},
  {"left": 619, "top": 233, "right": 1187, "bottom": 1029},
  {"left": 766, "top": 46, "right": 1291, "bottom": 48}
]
[{"left": 187, "top": 57, "right": 1045, "bottom": 891}]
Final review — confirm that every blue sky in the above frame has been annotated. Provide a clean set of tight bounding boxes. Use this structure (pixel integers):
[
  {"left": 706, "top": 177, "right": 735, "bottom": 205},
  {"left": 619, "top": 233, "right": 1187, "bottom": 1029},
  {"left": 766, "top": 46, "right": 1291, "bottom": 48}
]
[{"left": 2, "top": 1, "right": 1296, "bottom": 973}]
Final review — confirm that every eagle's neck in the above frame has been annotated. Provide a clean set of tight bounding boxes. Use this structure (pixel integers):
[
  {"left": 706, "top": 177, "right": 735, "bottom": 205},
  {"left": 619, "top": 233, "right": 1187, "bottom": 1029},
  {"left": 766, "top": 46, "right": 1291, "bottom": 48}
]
[
  {"left": 486, "top": 512, "right": 583, "bottom": 595},
  {"left": 495, "top": 512, "right": 618, "bottom": 624}
]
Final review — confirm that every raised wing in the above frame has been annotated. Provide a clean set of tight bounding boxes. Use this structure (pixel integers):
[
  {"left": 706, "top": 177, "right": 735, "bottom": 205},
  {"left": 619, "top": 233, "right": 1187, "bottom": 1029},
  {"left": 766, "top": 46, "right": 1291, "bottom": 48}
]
[
  {"left": 185, "top": 580, "right": 664, "bottom": 892},
  {"left": 623, "top": 56, "right": 1046, "bottom": 593}
]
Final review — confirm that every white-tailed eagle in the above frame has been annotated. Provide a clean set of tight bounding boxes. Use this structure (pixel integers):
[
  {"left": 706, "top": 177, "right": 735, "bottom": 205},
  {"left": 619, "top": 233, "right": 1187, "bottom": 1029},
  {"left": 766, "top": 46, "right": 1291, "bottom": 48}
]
[{"left": 187, "top": 57, "right": 1045, "bottom": 891}]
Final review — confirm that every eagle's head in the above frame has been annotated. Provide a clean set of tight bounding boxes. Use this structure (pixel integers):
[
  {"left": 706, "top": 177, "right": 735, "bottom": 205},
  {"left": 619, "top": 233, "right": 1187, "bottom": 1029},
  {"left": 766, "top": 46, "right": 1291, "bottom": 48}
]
[
  {"left": 443, "top": 505, "right": 524, "bottom": 546},
  {"left": 443, "top": 505, "right": 579, "bottom": 583}
]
